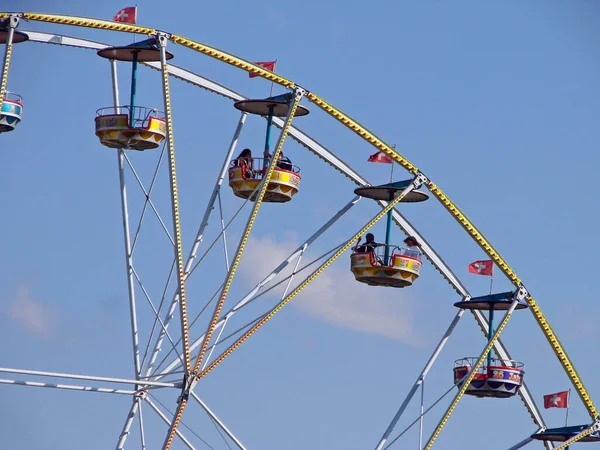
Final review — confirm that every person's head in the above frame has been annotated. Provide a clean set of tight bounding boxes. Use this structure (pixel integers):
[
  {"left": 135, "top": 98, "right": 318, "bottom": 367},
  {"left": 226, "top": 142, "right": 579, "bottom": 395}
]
[
  {"left": 404, "top": 236, "right": 419, "bottom": 246},
  {"left": 239, "top": 148, "right": 251, "bottom": 158},
  {"left": 365, "top": 233, "right": 375, "bottom": 243}
]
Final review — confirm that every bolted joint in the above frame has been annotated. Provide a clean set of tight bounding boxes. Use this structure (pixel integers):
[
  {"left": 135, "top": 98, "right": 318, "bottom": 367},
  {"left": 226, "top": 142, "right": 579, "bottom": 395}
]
[
  {"left": 8, "top": 15, "right": 20, "bottom": 28},
  {"left": 294, "top": 86, "right": 308, "bottom": 101},
  {"left": 413, "top": 172, "right": 428, "bottom": 189},
  {"left": 515, "top": 285, "right": 529, "bottom": 301},
  {"left": 155, "top": 32, "right": 170, "bottom": 47}
]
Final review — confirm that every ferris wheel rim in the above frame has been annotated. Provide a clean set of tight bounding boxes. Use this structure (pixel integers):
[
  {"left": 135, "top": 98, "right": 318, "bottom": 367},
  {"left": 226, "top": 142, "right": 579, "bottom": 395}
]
[{"left": 2, "top": 15, "right": 597, "bottom": 449}]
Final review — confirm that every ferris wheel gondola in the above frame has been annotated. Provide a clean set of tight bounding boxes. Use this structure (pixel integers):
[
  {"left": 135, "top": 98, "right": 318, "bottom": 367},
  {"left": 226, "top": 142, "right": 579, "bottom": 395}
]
[
  {"left": 453, "top": 291, "right": 528, "bottom": 398},
  {"left": 0, "top": 19, "right": 27, "bottom": 133},
  {"left": 350, "top": 180, "right": 429, "bottom": 287},
  {"left": 229, "top": 93, "right": 309, "bottom": 202},
  {"left": 95, "top": 39, "right": 172, "bottom": 150}
]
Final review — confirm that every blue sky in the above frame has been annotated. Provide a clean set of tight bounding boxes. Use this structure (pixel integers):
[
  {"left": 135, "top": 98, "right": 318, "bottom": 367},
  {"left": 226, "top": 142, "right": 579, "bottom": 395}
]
[{"left": 1, "top": 1, "right": 599, "bottom": 449}]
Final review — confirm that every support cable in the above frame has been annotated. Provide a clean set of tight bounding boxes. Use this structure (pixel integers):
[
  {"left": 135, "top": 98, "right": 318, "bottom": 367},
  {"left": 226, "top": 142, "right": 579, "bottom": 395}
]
[
  {"left": 144, "top": 396, "right": 200, "bottom": 450},
  {"left": 123, "top": 149, "right": 175, "bottom": 248}
]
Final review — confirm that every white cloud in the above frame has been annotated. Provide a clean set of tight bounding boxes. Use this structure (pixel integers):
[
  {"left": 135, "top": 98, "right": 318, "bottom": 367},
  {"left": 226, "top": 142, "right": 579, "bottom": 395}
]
[
  {"left": 8, "top": 285, "right": 58, "bottom": 338},
  {"left": 239, "top": 234, "right": 423, "bottom": 346}
]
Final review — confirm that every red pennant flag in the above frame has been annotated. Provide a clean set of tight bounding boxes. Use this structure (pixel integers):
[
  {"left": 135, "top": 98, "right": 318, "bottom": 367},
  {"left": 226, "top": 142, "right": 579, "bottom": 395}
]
[
  {"left": 367, "top": 151, "right": 393, "bottom": 164},
  {"left": 249, "top": 61, "right": 277, "bottom": 78},
  {"left": 544, "top": 391, "right": 569, "bottom": 409},
  {"left": 113, "top": 6, "right": 137, "bottom": 24},
  {"left": 468, "top": 260, "right": 493, "bottom": 276}
]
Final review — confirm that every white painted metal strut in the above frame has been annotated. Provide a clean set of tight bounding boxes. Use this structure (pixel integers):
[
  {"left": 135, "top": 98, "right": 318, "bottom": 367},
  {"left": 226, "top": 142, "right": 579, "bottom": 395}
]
[
  {"left": 144, "top": 397, "right": 197, "bottom": 450},
  {"left": 190, "top": 391, "right": 248, "bottom": 450},
  {"left": 117, "top": 399, "right": 140, "bottom": 450},
  {"left": 110, "top": 59, "right": 142, "bottom": 381},
  {"left": 506, "top": 435, "right": 537, "bottom": 450},
  {"left": 0, "top": 367, "right": 178, "bottom": 388},
  {"left": 0, "top": 377, "right": 136, "bottom": 395},
  {"left": 374, "top": 310, "right": 465, "bottom": 450}
]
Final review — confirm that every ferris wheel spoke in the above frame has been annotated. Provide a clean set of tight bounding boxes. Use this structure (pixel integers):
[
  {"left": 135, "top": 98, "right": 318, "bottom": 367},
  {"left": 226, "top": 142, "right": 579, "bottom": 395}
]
[
  {"left": 0, "top": 377, "right": 137, "bottom": 395},
  {"left": 137, "top": 398, "right": 147, "bottom": 450},
  {"left": 186, "top": 111, "right": 247, "bottom": 274},
  {"left": 116, "top": 398, "right": 140, "bottom": 450},
  {"left": 187, "top": 193, "right": 254, "bottom": 280},
  {"left": 506, "top": 435, "right": 536, "bottom": 450},
  {"left": 140, "top": 258, "right": 177, "bottom": 371},
  {"left": 130, "top": 265, "right": 186, "bottom": 371},
  {"left": 190, "top": 391, "right": 247, "bottom": 450},
  {"left": 109, "top": 59, "right": 143, "bottom": 380},
  {"left": 143, "top": 118, "right": 249, "bottom": 379},
  {"left": 155, "top": 196, "right": 359, "bottom": 380},
  {"left": 152, "top": 282, "right": 225, "bottom": 377},
  {"left": 374, "top": 309, "right": 466, "bottom": 450},
  {"left": 144, "top": 396, "right": 199, "bottom": 450},
  {"left": 122, "top": 149, "right": 176, "bottom": 248}
]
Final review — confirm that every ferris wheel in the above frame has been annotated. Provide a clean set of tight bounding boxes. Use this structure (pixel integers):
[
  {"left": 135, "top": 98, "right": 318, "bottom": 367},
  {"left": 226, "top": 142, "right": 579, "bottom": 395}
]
[{"left": 1, "top": 12, "right": 598, "bottom": 450}]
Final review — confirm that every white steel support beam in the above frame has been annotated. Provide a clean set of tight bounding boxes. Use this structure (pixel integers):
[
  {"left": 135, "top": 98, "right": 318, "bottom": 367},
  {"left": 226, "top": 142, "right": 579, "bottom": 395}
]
[
  {"left": 374, "top": 310, "right": 465, "bottom": 450},
  {"left": 0, "top": 367, "right": 178, "bottom": 388},
  {"left": 507, "top": 435, "right": 537, "bottom": 450},
  {"left": 0, "top": 378, "right": 136, "bottom": 395},
  {"left": 116, "top": 399, "right": 140, "bottom": 450},
  {"left": 144, "top": 397, "right": 197, "bottom": 450},
  {"left": 190, "top": 391, "right": 248, "bottom": 450},
  {"left": 110, "top": 58, "right": 142, "bottom": 380}
]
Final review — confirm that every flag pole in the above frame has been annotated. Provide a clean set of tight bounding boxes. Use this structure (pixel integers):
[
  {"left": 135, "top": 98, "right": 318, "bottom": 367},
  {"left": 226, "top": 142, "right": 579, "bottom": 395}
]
[
  {"left": 565, "top": 389, "right": 571, "bottom": 426},
  {"left": 132, "top": 5, "right": 138, "bottom": 43},
  {"left": 269, "top": 59, "right": 277, "bottom": 97},
  {"left": 390, "top": 145, "right": 395, "bottom": 183},
  {"left": 489, "top": 271, "right": 494, "bottom": 295}
]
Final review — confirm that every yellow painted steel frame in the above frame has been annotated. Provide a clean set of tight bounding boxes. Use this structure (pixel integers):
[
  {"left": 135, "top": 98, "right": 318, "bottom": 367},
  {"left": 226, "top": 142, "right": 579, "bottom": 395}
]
[
  {"left": 198, "top": 181, "right": 418, "bottom": 380},
  {"left": 3, "top": 10, "right": 596, "bottom": 425},
  {"left": 157, "top": 34, "right": 191, "bottom": 450}
]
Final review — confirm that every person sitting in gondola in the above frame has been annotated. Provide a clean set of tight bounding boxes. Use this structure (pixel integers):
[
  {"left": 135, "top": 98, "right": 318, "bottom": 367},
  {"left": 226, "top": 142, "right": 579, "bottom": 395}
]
[
  {"left": 235, "top": 148, "right": 254, "bottom": 179},
  {"left": 354, "top": 233, "right": 385, "bottom": 265},
  {"left": 263, "top": 150, "right": 293, "bottom": 172},
  {"left": 403, "top": 236, "right": 422, "bottom": 258}
]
